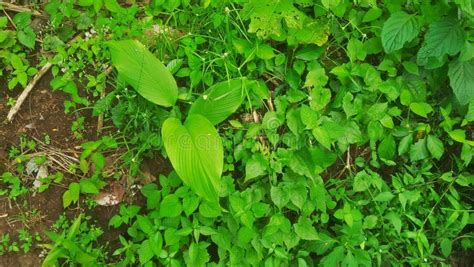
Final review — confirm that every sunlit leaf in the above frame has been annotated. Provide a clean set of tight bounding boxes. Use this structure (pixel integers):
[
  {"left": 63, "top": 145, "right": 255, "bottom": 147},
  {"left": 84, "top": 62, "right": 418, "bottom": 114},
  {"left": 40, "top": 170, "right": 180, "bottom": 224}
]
[
  {"left": 189, "top": 79, "right": 247, "bottom": 125},
  {"left": 162, "top": 115, "right": 223, "bottom": 204},
  {"left": 108, "top": 40, "right": 178, "bottom": 107}
]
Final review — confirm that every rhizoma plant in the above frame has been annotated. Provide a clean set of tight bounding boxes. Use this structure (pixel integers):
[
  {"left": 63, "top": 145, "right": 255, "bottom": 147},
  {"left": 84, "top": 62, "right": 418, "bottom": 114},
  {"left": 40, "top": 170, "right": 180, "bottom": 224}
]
[{"left": 108, "top": 40, "right": 253, "bottom": 208}]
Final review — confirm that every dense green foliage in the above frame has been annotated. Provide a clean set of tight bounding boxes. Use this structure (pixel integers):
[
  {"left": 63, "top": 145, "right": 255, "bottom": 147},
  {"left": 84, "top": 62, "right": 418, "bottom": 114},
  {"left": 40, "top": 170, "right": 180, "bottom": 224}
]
[{"left": 1, "top": 0, "right": 474, "bottom": 266}]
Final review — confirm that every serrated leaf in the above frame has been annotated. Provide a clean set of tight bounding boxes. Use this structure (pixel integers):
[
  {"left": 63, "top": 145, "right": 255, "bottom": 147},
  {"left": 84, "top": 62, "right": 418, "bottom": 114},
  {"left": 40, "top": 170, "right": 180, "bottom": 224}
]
[
  {"left": 427, "top": 135, "right": 444, "bottom": 160},
  {"left": 448, "top": 58, "right": 474, "bottom": 105},
  {"left": 162, "top": 115, "right": 223, "bottom": 204},
  {"left": 417, "top": 19, "right": 465, "bottom": 66},
  {"left": 108, "top": 40, "right": 178, "bottom": 107},
  {"left": 294, "top": 217, "right": 319, "bottom": 240},
  {"left": 159, "top": 194, "right": 182, "bottom": 218},
  {"left": 381, "top": 12, "right": 420, "bottom": 53},
  {"left": 243, "top": 0, "right": 303, "bottom": 38},
  {"left": 13, "top": 12, "right": 31, "bottom": 29},
  {"left": 17, "top": 28, "right": 36, "bottom": 49},
  {"left": 410, "top": 138, "right": 429, "bottom": 161},
  {"left": 189, "top": 79, "right": 247, "bottom": 125}
]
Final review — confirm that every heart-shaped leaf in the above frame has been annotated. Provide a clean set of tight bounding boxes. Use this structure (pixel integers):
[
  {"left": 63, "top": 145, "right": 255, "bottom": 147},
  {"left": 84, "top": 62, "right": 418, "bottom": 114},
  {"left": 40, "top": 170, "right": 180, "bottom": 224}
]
[
  {"left": 108, "top": 40, "right": 178, "bottom": 107},
  {"left": 189, "top": 79, "right": 247, "bottom": 125},
  {"left": 162, "top": 115, "right": 223, "bottom": 204}
]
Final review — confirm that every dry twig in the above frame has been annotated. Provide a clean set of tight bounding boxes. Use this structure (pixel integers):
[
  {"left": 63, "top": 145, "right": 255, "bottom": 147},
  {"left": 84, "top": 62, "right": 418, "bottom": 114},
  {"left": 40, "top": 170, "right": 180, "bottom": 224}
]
[
  {"left": 0, "top": 2, "right": 45, "bottom": 17},
  {"left": 6, "top": 35, "right": 82, "bottom": 122},
  {"left": 6, "top": 62, "right": 52, "bottom": 122}
]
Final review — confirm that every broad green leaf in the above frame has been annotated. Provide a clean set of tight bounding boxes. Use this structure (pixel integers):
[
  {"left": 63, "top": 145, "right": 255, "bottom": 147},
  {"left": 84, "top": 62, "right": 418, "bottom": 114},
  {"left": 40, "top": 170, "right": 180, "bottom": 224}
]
[
  {"left": 321, "top": 246, "right": 344, "bottom": 267},
  {"left": 294, "top": 217, "right": 319, "bottom": 240},
  {"left": 440, "top": 238, "right": 452, "bottom": 257},
  {"left": 243, "top": 0, "right": 304, "bottom": 38},
  {"left": 63, "top": 182, "right": 80, "bottom": 208},
  {"left": 270, "top": 186, "right": 290, "bottom": 209},
  {"left": 245, "top": 154, "right": 267, "bottom": 182},
  {"left": 159, "top": 194, "right": 182, "bottom": 218},
  {"left": 378, "top": 135, "right": 396, "bottom": 161},
  {"left": 410, "top": 138, "right": 429, "bottom": 161},
  {"left": 136, "top": 215, "right": 154, "bottom": 234},
  {"left": 410, "top": 102, "right": 433, "bottom": 118},
  {"left": 13, "top": 12, "right": 32, "bottom": 29},
  {"left": 17, "top": 28, "right": 36, "bottom": 49},
  {"left": 312, "top": 127, "right": 332, "bottom": 150},
  {"left": 398, "top": 134, "right": 413, "bottom": 156},
  {"left": 347, "top": 38, "right": 367, "bottom": 62},
  {"left": 305, "top": 68, "right": 329, "bottom": 88},
  {"left": 417, "top": 19, "right": 465, "bottom": 66},
  {"left": 139, "top": 240, "right": 154, "bottom": 264},
  {"left": 363, "top": 215, "right": 378, "bottom": 229},
  {"left": 381, "top": 12, "right": 420, "bottom": 53},
  {"left": 353, "top": 171, "right": 370, "bottom": 192},
  {"left": 363, "top": 7, "right": 383, "bottom": 22},
  {"left": 189, "top": 79, "right": 247, "bottom": 125},
  {"left": 374, "top": 191, "right": 394, "bottom": 202},
  {"left": 108, "top": 40, "right": 178, "bottom": 107},
  {"left": 256, "top": 43, "right": 275, "bottom": 59},
  {"left": 162, "top": 115, "right": 223, "bottom": 204},
  {"left": 465, "top": 100, "right": 474, "bottom": 122},
  {"left": 150, "top": 232, "right": 163, "bottom": 258},
  {"left": 385, "top": 212, "right": 401, "bottom": 234},
  {"left": 309, "top": 88, "right": 331, "bottom": 111},
  {"left": 427, "top": 135, "right": 444, "bottom": 160},
  {"left": 402, "top": 61, "right": 419, "bottom": 75},
  {"left": 184, "top": 242, "right": 210, "bottom": 266},
  {"left": 448, "top": 58, "right": 474, "bottom": 105}
]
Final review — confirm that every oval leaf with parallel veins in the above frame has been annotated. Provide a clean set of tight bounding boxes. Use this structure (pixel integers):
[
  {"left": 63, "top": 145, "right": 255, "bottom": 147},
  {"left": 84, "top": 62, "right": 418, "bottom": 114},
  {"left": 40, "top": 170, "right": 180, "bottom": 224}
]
[
  {"left": 162, "top": 115, "right": 223, "bottom": 205},
  {"left": 108, "top": 40, "right": 178, "bottom": 107},
  {"left": 189, "top": 79, "right": 247, "bottom": 125}
]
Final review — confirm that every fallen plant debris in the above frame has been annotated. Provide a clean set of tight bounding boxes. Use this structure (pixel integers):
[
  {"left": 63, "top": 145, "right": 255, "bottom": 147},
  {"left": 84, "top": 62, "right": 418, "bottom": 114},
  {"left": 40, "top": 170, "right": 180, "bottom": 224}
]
[{"left": 0, "top": 1, "right": 473, "bottom": 266}]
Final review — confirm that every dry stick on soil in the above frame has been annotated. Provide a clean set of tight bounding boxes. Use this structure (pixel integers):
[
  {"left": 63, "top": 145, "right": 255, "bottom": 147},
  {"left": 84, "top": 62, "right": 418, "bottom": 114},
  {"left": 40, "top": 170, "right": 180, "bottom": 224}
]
[
  {"left": 6, "top": 34, "right": 82, "bottom": 122},
  {"left": 6, "top": 62, "right": 52, "bottom": 122},
  {"left": 0, "top": 2, "right": 45, "bottom": 17},
  {"left": 2, "top": 8, "right": 17, "bottom": 30}
]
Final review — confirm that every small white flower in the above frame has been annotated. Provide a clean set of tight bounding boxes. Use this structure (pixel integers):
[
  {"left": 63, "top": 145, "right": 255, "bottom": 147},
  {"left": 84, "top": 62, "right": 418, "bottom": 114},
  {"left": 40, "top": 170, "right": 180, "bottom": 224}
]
[
  {"left": 224, "top": 7, "right": 230, "bottom": 13},
  {"left": 203, "top": 95, "right": 208, "bottom": 100}
]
